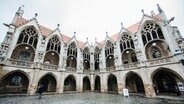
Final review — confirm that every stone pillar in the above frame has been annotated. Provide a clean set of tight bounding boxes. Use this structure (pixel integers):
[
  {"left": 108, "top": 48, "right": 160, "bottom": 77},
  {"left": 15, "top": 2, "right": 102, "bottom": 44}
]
[
  {"left": 57, "top": 72, "right": 64, "bottom": 93},
  {"left": 27, "top": 69, "right": 40, "bottom": 95},
  {"left": 90, "top": 74, "right": 94, "bottom": 91},
  {"left": 77, "top": 73, "right": 83, "bottom": 92},
  {"left": 144, "top": 83, "right": 156, "bottom": 98},
  {"left": 117, "top": 83, "right": 124, "bottom": 94},
  {"left": 100, "top": 74, "right": 107, "bottom": 93}
]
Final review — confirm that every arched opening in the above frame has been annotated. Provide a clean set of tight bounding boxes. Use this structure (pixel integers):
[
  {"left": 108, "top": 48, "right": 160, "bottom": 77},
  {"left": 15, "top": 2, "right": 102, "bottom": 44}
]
[
  {"left": 0, "top": 71, "right": 29, "bottom": 94},
  {"left": 95, "top": 59, "right": 99, "bottom": 70},
  {"left": 106, "top": 55, "right": 114, "bottom": 67},
  {"left": 107, "top": 74, "right": 118, "bottom": 92},
  {"left": 66, "top": 56, "right": 77, "bottom": 68},
  {"left": 122, "top": 49, "right": 138, "bottom": 64},
  {"left": 37, "top": 74, "right": 57, "bottom": 92},
  {"left": 83, "top": 77, "right": 91, "bottom": 91},
  {"left": 64, "top": 75, "right": 76, "bottom": 91},
  {"left": 125, "top": 72, "right": 145, "bottom": 94},
  {"left": 94, "top": 76, "right": 101, "bottom": 91},
  {"left": 11, "top": 44, "right": 35, "bottom": 65},
  {"left": 145, "top": 41, "right": 170, "bottom": 60},
  {"left": 44, "top": 51, "right": 59, "bottom": 65},
  {"left": 152, "top": 68, "right": 184, "bottom": 96},
  {"left": 83, "top": 59, "right": 90, "bottom": 70}
]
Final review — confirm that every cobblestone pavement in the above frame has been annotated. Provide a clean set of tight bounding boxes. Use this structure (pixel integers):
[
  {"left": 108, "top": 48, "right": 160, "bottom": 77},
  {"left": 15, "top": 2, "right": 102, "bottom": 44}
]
[{"left": 0, "top": 92, "right": 184, "bottom": 104}]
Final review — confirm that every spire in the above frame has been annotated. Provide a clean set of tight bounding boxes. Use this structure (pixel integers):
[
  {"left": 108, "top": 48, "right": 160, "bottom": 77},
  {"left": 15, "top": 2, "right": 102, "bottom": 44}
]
[
  {"left": 57, "top": 24, "right": 60, "bottom": 28},
  {"left": 86, "top": 37, "right": 88, "bottom": 42},
  {"left": 157, "top": 4, "right": 163, "bottom": 13},
  {"left": 106, "top": 31, "right": 108, "bottom": 37},
  {"left": 73, "top": 31, "right": 76, "bottom": 37},
  {"left": 34, "top": 13, "right": 38, "bottom": 18},
  {"left": 95, "top": 37, "right": 97, "bottom": 42},
  {"left": 141, "top": 9, "right": 145, "bottom": 15},
  {"left": 121, "top": 22, "right": 123, "bottom": 29}
]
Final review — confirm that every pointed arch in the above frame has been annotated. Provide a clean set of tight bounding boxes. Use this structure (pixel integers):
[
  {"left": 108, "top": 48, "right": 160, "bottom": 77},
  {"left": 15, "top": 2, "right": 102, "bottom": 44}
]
[
  {"left": 66, "top": 42, "right": 78, "bottom": 69},
  {"left": 46, "top": 35, "right": 61, "bottom": 54},
  {"left": 125, "top": 71, "right": 145, "bottom": 94},
  {"left": 83, "top": 76, "right": 91, "bottom": 91},
  {"left": 152, "top": 68, "right": 184, "bottom": 96},
  {"left": 107, "top": 74, "right": 118, "bottom": 92},
  {"left": 94, "top": 47, "right": 100, "bottom": 70},
  {"left": 141, "top": 21, "right": 165, "bottom": 46},
  {"left": 64, "top": 75, "right": 76, "bottom": 91},
  {"left": 0, "top": 70, "right": 29, "bottom": 94},
  {"left": 37, "top": 73, "right": 57, "bottom": 92},
  {"left": 83, "top": 47, "right": 90, "bottom": 70},
  {"left": 17, "top": 26, "right": 38, "bottom": 49},
  {"left": 94, "top": 75, "right": 101, "bottom": 91}
]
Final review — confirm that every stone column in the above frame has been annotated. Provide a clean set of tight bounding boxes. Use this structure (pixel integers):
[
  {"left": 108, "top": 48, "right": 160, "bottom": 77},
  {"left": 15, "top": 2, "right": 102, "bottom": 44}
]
[
  {"left": 117, "top": 72, "right": 124, "bottom": 94},
  {"left": 100, "top": 73, "right": 107, "bottom": 93},
  {"left": 90, "top": 74, "right": 94, "bottom": 91},
  {"left": 77, "top": 73, "right": 83, "bottom": 92},
  {"left": 144, "top": 83, "right": 156, "bottom": 98},
  {"left": 57, "top": 72, "right": 65, "bottom": 93},
  {"left": 27, "top": 69, "right": 40, "bottom": 95}
]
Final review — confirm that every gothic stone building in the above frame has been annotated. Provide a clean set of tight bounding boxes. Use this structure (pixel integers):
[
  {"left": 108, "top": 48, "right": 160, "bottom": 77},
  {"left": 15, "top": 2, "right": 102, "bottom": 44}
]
[{"left": 0, "top": 5, "right": 184, "bottom": 98}]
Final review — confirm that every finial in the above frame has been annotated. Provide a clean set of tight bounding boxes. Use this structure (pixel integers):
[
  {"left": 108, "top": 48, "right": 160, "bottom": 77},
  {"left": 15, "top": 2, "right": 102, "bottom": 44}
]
[
  {"left": 74, "top": 31, "right": 76, "bottom": 36},
  {"left": 86, "top": 37, "right": 88, "bottom": 42},
  {"left": 141, "top": 9, "right": 144, "bottom": 15},
  {"left": 17, "top": 5, "right": 24, "bottom": 17},
  {"left": 106, "top": 31, "right": 108, "bottom": 37},
  {"left": 57, "top": 24, "right": 60, "bottom": 28},
  {"left": 157, "top": 4, "right": 163, "bottom": 13},
  {"left": 121, "top": 22, "right": 123, "bottom": 28},
  {"left": 35, "top": 13, "right": 38, "bottom": 18}
]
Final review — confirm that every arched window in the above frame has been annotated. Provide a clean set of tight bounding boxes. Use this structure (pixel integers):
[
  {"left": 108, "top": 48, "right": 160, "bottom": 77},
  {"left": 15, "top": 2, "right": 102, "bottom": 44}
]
[
  {"left": 67, "top": 42, "right": 77, "bottom": 58},
  {"left": 105, "top": 40, "right": 114, "bottom": 57},
  {"left": 120, "top": 32, "right": 135, "bottom": 50},
  {"left": 151, "top": 47, "right": 161, "bottom": 58},
  {"left": 141, "top": 22, "right": 165, "bottom": 45},
  {"left": 94, "top": 47, "right": 100, "bottom": 70},
  {"left": 83, "top": 47, "right": 90, "bottom": 69},
  {"left": 17, "top": 26, "right": 38, "bottom": 48},
  {"left": 46, "top": 36, "right": 61, "bottom": 54}
]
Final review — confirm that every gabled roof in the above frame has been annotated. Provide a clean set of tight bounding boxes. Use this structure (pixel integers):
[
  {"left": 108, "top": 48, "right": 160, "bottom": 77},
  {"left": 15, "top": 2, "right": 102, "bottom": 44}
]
[
  {"left": 15, "top": 13, "right": 163, "bottom": 49},
  {"left": 15, "top": 17, "right": 85, "bottom": 48}
]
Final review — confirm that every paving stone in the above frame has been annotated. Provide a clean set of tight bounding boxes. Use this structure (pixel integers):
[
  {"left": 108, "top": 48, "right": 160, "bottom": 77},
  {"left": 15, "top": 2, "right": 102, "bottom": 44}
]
[{"left": 0, "top": 92, "right": 184, "bottom": 104}]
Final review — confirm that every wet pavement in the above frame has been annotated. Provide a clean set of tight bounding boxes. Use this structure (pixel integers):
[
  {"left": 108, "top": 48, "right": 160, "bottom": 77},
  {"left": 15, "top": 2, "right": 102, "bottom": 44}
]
[{"left": 0, "top": 92, "right": 184, "bottom": 104}]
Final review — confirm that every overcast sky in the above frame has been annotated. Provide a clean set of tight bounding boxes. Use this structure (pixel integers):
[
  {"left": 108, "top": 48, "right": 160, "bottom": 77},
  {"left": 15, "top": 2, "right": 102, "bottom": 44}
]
[{"left": 0, "top": 0, "right": 183, "bottom": 43}]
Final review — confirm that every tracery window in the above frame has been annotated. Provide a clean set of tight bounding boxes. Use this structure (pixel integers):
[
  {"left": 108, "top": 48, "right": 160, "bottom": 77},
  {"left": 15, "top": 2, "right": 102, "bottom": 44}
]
[
  {"left": 120, "top": 32, "right": 134, "bottom": 52},
  {"left": 67, "top": 42, "right": 77, "bottom": 58},
  {"left": 83, "top": 47, "right": 90, "bottom": 61},
  {"left": 94, "top": 47, "right": 100, "bottom": 70},
  {"left": 141, "top": 22, "right": 165, "bottom": 45},
  {"left": 17, "top": 26, "right": 38, "bottom": 48},
  {"left": 46, "top": 36, "right": 61, "bottom": 54},
  {"left": 105, "top": 40, "right": 114, "bottom": 57},
  {"left": 10, "top": 76, "right": 22, "bottom": 86}
]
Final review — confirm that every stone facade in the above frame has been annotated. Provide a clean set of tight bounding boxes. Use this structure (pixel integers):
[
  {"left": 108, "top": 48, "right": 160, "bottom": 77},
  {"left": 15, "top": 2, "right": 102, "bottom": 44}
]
[{"left": 0, "top": 5, "right": 184, "bottom": 98}]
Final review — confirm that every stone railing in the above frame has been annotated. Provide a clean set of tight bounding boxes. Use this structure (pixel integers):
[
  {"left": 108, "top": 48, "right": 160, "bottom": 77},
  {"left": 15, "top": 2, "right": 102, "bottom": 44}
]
[
  {"left": 40, "top": 63, "right": 58, "bottom": 70},
  {"left": 121, "top": 62, "right": 140, "bottom": 69},
  {"left": 106, "top": 66, "right": 115, "bottom": 72},
  {"left": 6, "top": 59, "right": 34, "bottom": 68},
  {"left": 65, "top": 67, "right": 77, "bottom": 72},
  {"left": 145, "top": 56, "right": 176, "bottom": 66}
]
